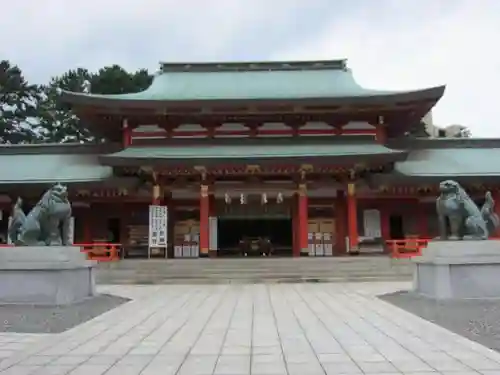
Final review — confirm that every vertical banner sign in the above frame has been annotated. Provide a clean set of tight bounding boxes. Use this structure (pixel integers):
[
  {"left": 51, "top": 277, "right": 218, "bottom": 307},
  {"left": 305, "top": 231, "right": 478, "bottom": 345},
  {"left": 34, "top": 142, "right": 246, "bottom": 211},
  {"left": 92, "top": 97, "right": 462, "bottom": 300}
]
[
  {"left": 363, "top": 209, "right": 381, "bottom": 238},
  {"left": 315, "top": 232, "right": 323, "bottom": 256},
  {"left": 324, "top": 233, "right": 333, "bottom": 256},
  {"left": 68, "top": 217, "right": 75, "bottom": 244},
  {"left": 209, "top": 216, "right": 218, "bottom": 253},
  {"left": 7, "top": 216, "right": 12, "bottom": 245},
  {"left": 308, "top": 232, "right": 314, "bottom": 256},
  {"left": 149, "top": 205, "right": 168, "bottom": 258}
]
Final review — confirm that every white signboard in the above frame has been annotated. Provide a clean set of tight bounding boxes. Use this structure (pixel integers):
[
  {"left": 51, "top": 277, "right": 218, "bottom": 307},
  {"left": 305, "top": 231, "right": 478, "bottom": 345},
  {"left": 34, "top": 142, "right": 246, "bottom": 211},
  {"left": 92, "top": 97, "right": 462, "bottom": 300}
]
[
  {"left": 209, "top": 216, "right": 218, "bottom": 252},
  {"left": 149, "top": 205, "right": 168, "bottom": 257},
  {"left": 308, "top": 232, "right": 314, "bottom": 256},
  {"left": 363, "top": 209, "right": 381, "bottom": 238},
  {"left": 7, "top": 216, "right": 12, "bottom": 245},
  {"left": 324, "top": 233, "right": 333, "bottom": 256},
  {"left": 68, "top": 217, "right": 75, "bottom": 244}
]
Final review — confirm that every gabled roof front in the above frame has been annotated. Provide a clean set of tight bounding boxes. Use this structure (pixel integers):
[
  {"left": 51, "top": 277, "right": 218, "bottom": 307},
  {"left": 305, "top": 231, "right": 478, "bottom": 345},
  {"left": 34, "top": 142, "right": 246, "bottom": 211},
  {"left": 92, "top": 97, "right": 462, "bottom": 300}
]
[
  {"left": 0, "top": 143, "right": 125, "bottom": 186},
  {"left": 372, "top": 138, "right": 500, "bottom": 183},
  {"left": 0, "top": 153, "right": 111, "bottom": 184},
  {"left": 396, "top": 148, "right": 500, "bottom": 177},
  {"left": 98, "top": 137, "right": 408, "bottom": 167},
  {"left": 60, "top": 59, "right": 445, "bottom": 108}
]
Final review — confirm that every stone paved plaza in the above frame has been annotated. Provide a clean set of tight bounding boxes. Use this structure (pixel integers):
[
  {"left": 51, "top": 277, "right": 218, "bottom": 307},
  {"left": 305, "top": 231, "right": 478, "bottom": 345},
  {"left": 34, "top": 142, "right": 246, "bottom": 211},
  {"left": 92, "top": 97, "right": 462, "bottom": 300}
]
[{"left": 2, "top": 282, "right": 500, "bottom": 375}]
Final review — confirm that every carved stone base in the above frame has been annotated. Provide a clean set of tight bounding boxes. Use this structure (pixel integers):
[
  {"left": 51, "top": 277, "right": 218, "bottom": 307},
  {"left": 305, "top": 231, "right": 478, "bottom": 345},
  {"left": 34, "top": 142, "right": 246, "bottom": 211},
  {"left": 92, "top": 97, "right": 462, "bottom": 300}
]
[
  {"left": 413, "top": 240, "right": 500, "bottom": 299},
  {"left": 0, "top": 246, "right": 96, "bottom": 305}
]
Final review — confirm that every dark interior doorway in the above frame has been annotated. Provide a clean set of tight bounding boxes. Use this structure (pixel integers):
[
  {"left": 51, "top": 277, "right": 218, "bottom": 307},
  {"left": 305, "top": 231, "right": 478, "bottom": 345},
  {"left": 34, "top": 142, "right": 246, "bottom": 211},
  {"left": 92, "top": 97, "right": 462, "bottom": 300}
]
[
  {"left": 0, "top": 210, "right": 8, "bottom": 244},
  {"left": 107, "top": 218, "right": 121, "bottom": 243},
  {"left": 389, "top": 215, "right": 404, "bottom": 239},
  {"left": 217, "top": 218, "right": 292, "bottom": 257}
]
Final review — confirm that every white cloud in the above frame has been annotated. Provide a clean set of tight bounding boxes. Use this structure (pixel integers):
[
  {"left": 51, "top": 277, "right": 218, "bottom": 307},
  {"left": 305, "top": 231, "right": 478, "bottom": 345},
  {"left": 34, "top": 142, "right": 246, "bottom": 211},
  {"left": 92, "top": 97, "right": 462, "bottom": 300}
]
[
  {"left": 1, "top": 0, "right": 309, "bottom": 79},
  {"left": 271, "top": 0, "right": 500, "bottom": 137},
  {"left": 1, "top": 0, "right": 498, "bottom": 136}
]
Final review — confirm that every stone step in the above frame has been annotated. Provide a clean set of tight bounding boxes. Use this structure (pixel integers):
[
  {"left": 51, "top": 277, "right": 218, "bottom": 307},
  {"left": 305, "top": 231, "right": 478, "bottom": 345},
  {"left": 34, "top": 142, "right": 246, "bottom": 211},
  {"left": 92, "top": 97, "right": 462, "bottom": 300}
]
[
  {"left": 98, "top": 258, "right": 410, "bottom": 269},
  {"left": 98, "top": 271, "right": 411, "bottom": 278},
  {"left": 96, "top": 269, "right": 412, "bottom": 273},
  {"left": 95, "top": 275, "right": 411, "bottom": 285},
  {"left": 95, "top": 256, "right": 412, "bottom": 284}
]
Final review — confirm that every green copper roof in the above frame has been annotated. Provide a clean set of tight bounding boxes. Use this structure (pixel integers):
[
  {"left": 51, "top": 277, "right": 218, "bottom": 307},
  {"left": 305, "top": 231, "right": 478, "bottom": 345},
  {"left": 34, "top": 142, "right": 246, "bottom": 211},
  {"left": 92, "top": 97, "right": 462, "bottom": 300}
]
[
  {"left": 99, "top": 141, "right": 407, "bottom": 167},
  {"left": 60, "top": 59, "right": 445, "bottom": 104},
  {"left": 0, "top": 154, "right": 113, "bottom": 184},
  {"left": 395, "top": 148, "right": 500, "bottom": 177}
]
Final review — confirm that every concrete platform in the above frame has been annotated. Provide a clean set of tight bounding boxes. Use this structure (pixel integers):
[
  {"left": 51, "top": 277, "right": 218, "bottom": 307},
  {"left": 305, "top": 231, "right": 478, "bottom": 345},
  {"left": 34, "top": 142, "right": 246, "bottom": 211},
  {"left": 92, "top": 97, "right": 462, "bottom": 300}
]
[
  {"left": 3, "top": 282, "right": 500, "bottom": 374},
  {"left": 0, "top": 246, "right": 96, "bottom": 305},
  {"left": 413, "top": 240, "right": 500, "bottom": 299}
]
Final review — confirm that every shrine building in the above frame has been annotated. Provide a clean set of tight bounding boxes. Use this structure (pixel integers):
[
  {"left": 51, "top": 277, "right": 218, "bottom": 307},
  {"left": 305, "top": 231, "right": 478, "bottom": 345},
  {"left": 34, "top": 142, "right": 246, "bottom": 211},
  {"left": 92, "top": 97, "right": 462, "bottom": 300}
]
[{"left": 1, "top": 59, "right": 499, "bottom": 258}]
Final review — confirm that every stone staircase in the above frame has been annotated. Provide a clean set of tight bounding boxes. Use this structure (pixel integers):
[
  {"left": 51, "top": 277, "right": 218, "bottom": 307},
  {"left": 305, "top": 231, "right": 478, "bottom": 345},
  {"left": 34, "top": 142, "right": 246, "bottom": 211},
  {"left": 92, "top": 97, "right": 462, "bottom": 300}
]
[{"left": 96, "top": 256, "right": 413, "bottom": 284}]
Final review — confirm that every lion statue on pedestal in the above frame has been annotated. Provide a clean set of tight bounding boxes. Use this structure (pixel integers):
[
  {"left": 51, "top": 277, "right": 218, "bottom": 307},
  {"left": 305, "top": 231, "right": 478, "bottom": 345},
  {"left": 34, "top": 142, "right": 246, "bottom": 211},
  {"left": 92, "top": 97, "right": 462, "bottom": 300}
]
[
  {"left": 436, "top": 180, "right": 499, "bottom": 240},
  {"left": 8, "top": 183, "right": 72, "bottom": 246}
]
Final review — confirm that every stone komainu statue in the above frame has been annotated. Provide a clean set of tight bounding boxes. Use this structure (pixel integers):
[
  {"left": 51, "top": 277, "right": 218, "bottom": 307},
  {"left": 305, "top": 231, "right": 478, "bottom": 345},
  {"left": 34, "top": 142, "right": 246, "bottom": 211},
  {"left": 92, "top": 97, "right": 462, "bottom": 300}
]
[
  {"left": 8, "top": 183, "right": 73, "bottom": 246},
  {"left": 436, "top": 180, "right": 499, "bottom": 240}
]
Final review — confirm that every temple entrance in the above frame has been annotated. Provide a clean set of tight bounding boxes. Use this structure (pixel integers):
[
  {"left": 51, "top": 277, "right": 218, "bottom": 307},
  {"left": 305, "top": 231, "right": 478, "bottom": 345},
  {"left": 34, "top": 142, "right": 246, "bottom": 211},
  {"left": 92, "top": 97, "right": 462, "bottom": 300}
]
[
  {"left": 0, "top": 210, "right": 8, "bottom": 244},
  {"left": 107, "top": 217, "right": 121, "bottom": 243},
  {"left": 389, "top": 214, "right": 404, "bottom": 239},
  {"left": 217, "top": 218, "right": 293, "bottom": 257}
]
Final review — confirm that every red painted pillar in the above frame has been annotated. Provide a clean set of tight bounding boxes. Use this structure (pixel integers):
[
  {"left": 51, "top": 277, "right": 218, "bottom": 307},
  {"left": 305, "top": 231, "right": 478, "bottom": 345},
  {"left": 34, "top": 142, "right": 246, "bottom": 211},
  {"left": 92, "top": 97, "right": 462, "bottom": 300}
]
[
  {"left": 380, "top": 206, "right": 391, "bottom": 254},
  {"left": 292, "top": 195, "right": 299, "bottom": 256},
  {"left": 492, "top": 192, "right": 500, "bottom": 238},
  {"left": 161, "top": 190, "right": 171, "bottom": 258},
  {"left": 346, "top": 183, "right": 359, "bottom": 253},
  {"left": 122, "top": 118, "right": 132, "bottom": 147},
  {"left": 199, "top": 185, "right": 210, "bottom": 257},
  {"left": 375, "top": 124, "right": 387, "bottom": 143},
  {"left": 84, "top": 211, "right": 92, "bottom": 243},
  {"left": 297, "top": 184, "right": 308, "bottom": 257},
  {"left": 417, "top": 205, "right": 428, "bottom": 239},
  {"left": 335, "top": 191, "right": 347, "bottom": 254},
  {"left": 152, "top": 184, "right": 162, "bottom": 205},
  {"left": 380, "top": 207, "right": 390, "bottom": 240}
]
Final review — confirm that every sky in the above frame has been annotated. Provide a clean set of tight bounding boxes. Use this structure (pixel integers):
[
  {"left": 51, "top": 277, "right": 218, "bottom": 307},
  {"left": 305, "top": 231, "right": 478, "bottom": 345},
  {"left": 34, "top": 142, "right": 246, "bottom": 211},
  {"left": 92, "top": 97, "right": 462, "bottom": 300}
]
[{"left": 1, "top": 0, "right": 499, "bottom": 137}]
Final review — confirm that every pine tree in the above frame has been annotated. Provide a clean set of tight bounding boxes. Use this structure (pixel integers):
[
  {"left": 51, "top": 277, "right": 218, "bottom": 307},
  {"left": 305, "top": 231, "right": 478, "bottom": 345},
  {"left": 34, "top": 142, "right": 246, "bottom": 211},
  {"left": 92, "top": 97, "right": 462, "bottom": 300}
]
[
  {"left": 38, "top": 65, "right": 153, "bottom": 143},
  {"left": 38, "top": 68, "right": 94, "bottom": 143},
  {"left": 91, "top": 65, "right": 152, "bottom": 94},
  {"left": 0, "top": 60, "right": 40, "bottom": 143}
]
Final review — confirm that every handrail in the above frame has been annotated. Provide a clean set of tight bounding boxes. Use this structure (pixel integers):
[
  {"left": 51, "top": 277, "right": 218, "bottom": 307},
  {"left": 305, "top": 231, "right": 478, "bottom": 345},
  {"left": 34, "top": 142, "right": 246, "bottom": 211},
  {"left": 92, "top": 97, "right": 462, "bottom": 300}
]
[
  {"left": 386, "top": 239, "right": 428, "bottom": 258},
  {"left": 0, "top": 242, "right": 122, "bottom": 262},
  {"left": 77, "top": 243, "right": 122, "bottom": 262}
]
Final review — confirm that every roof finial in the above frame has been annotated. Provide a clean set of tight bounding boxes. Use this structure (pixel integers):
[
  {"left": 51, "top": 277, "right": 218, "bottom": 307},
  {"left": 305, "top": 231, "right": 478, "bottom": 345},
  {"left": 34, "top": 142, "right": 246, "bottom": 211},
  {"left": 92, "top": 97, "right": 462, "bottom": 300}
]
[{"left": 81, "top": 80, "right": 91, "bottom": 94}]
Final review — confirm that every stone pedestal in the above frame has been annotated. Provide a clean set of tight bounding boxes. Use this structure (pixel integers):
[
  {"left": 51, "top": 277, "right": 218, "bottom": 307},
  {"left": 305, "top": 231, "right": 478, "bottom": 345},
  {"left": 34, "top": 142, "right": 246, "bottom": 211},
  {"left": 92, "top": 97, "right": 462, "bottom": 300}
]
[
  {"left": 413, "top": 240, "right": 500, "bottom": 299},
  {"left": 0, "top": 246, "right": 96, "bottom": 305}
]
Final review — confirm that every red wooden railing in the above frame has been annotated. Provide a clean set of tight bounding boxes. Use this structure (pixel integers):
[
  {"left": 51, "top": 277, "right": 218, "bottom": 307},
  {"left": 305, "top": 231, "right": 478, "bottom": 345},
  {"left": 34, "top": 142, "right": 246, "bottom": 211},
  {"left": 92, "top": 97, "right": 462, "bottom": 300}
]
[
  {"left": 386, "top": 238, "right": 428, "bottom": 258},
  {"left": 78, "top": 243, "right": 122, "bottom": 262}
]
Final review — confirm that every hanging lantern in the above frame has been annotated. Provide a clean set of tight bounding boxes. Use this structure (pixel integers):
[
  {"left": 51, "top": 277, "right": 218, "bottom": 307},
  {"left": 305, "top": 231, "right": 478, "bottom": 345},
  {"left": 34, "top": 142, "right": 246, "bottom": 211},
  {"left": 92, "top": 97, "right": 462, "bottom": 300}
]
[
  {"left": 224, "top": 193, "right": 231, "bottom": 204},
  {"left": 240, "top": 193, "right": 246, "bottom": 205},
  {"left": 261, "top": 193, "right": 267, "bottom": 205},
  {"left": 277, "top": 192, "right": 283, "bottom": 204}
]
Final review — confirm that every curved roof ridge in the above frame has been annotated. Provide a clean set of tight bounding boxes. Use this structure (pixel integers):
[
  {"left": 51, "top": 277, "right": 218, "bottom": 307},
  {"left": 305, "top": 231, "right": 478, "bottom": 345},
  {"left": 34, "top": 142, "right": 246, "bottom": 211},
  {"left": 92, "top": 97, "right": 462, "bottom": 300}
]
[
  {"left": 60, "top": 67, "right": 445, "bottom": 102},
  {"left": 388, "top": 137, "right": 500, "bottom": 150},
  {"left": 159, "top": 59, "right": 348, "bottom": 73}
]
